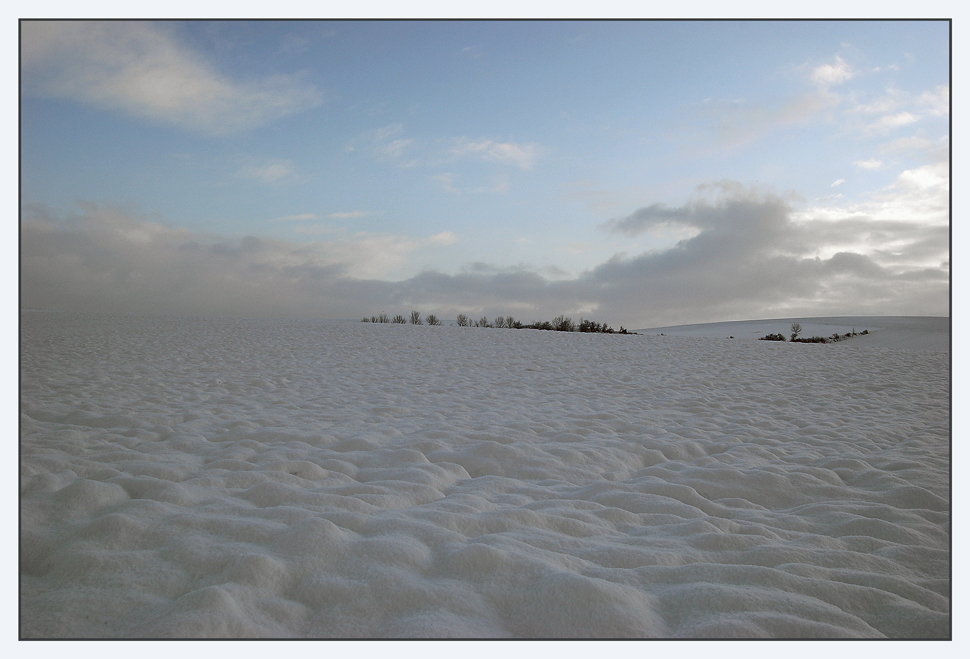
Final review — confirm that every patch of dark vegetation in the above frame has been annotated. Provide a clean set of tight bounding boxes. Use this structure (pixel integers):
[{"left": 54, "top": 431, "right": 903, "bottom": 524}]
[
  {"left": 362, "top": 312, "right": 637, "bottom": 334},
  {"left": 759, "top": 333, "right": 786, "bottom": 341},
  {"left": 783, "top": 323, "right": 870, "bottom": 344}
]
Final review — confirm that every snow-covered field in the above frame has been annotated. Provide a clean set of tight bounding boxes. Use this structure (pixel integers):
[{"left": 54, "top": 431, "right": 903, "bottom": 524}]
[{"left": 19, "top": 312, "right": 950, "bottom": 638}]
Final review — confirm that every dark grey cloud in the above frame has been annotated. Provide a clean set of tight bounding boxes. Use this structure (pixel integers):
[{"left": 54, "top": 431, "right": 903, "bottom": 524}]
[
  {"left": 21, "top": 187, "right": 948, "bottom": 329},
  {"left": 587, "top": 186, "right": 948, "bottom": 325}
]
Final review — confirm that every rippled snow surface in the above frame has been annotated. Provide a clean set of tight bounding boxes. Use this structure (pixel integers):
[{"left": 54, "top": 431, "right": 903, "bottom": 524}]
[{"left": 20, "top": 312, "right": 950, "bottom": 638}]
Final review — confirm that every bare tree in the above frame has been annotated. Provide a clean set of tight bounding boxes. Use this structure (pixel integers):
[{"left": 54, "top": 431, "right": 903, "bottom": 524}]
[
  {"left": 392, "top": 314, "right": 407, "bottom": 324},
  {"left": 456, "top": 314, "right": 469, "bottom": 327},
  {"left": 552, "top": 315, "right": 575, "bottom": 332},
  {"left": 790, "top": 323, "right": 802, "bottom": 342},
  {"left": 426, "top": 314, "right": 442, "bottom": 326},
  {"left": 410, "top": 311, "right": 423, "bottom": 325}
]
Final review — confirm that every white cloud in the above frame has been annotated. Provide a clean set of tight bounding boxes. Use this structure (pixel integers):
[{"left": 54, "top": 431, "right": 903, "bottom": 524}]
[
  {"left": 810, "top": 56, "right": 855, "bottom": 86},
  {"left": 854, "top": 159, "right": 885, "bottom": 170},
  {"left": 879, "top": 135, "right": 949, "bottom": 163},
  {"left": 794, "top": 162, "right": 949, "bottom": 229},
  {"left": 429, "top": 231, "right": 459, "bottom": 246},
  {"left": 831, "top": 179, "right": 846, "bottom": 187},
  {"left": 431, "top": 172, "right": 509, "bottom": 194},
  {"left": 235, "top": 159, "right": 295, "bottom": 184},
  {"left": 452, "top": 139, "right": 539, "bottom": 170},
  {"left": 679, "top": 91, "right": 837, "bottom": 154},
  {"left": 270, "top": 213, "right": 318, "bottom": 222},
  {"left": 431, "top": 173, "right": 459, "bottom": 193},
  {"left": 20, "top": 21, "right": 322, "bottom": 135},
  {"left": 349, "top": 123, "right": 417, "bottom": 164},
  {"left": 917, "top": 85, "right": 949, "bottom": 116},
  {"left": 877, "top": 112, "right": 918, "bottom": 128},
  {"left": 379, "top": 138, "right": 415, "bottom": 160},
  {"left": 328, "top": 211, "right": 370, "bottom": 220}
]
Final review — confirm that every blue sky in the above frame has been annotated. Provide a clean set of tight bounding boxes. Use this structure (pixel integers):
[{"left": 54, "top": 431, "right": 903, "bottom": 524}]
[{"left": 20, "top": 18, "right": 950, "bottom": 327}]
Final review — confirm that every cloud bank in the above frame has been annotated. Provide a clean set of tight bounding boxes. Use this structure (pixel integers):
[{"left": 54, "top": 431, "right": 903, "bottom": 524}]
[
  {"left": 20, "top": 21, "right": 322, "bottom": 135},
  {"left": 21, "top": 182, "right": 948, "bottom": 328}
]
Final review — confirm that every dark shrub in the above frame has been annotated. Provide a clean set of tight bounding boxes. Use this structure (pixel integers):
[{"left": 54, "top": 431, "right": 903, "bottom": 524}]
[
  {"left": 759, "top": 333, "right": 786, "bottom": 341},
  {"left": 456, "top": 314, "right": 469, "bottom": 327},
  {"left": 392, "top": 314, "right": 407, "bottom": 324},
  {"left": 426, "top": 314, "right": 442, "bottom": 326},
  {"left": 792, "top": 335, "right": 828, "bottom": 344},
  {"left": 552, "top": 315, "right": 575, "bottom": 332},
  {"left": 410, "top": 311, "right": 423, "bottom": 325}
]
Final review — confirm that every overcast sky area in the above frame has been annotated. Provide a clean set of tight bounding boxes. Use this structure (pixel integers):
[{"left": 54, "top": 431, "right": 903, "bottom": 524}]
[{"left": 19, "top": 18, "right": 950, "bottom": 328}]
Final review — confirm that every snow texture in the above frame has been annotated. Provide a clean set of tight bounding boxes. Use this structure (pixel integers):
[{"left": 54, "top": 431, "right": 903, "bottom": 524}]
[{"left": 20, "top": 312, "right": 950, "bottom": 638}]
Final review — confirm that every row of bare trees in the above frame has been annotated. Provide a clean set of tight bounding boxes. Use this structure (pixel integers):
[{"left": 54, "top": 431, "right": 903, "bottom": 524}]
[
  {"left": 363, "top": 312, "right": 635, "bottom": 334},
  {"left": 361, "top": 311, "right": 442, "bottom": 325}
]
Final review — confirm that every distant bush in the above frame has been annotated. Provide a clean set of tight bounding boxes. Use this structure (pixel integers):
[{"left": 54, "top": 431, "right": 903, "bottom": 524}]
[
  {"left": 361, "top": 317, "right": 371, "bottom": 322},
  {"left": 456, "top": 314, "right": 469, "bottom": 327},
  {"left": 759, "top": 333, "right": 786, "bottom": 341},
  {"left": 475, "top": 316, "right": 490, "bottom": 328},
  {"left": 794, "top": 329, "right": 869, "bottom": 344},
  {"left": 790, "top": 323, "right": 802, "bottom": 342},
  {"left": 392, "top": 314, "right": 407, "bottom": 324},
  {"left": 377, "top": 312, "right": 389, "bottom": 323},
  {"left": 552, "top": 315, "right": 575, "bottom": 332},
  {"left": 410, "top": 311, "right": 423, "bottom": 325},
  {"left": 791, "top": 335, "right": 828, "bottom": 344},
  {"left": 494, "top": 316, "right": 505, "bottom": 329},
  {"left": 426, "top": 314, "right": 442, "bottom": 326}
]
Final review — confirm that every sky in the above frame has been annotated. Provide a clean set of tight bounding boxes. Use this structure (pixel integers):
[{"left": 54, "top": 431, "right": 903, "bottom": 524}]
[{"left": 18, "top": 17, "right": 951, "bottom": 328}]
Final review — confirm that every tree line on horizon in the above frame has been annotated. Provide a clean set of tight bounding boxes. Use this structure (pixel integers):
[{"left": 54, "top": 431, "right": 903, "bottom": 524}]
[{"left": 362, "top": 312, "right": 636, "bottom": 334}]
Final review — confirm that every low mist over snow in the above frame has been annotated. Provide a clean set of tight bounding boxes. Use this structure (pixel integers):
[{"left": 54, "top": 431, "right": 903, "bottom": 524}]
[{"left": 20, "top": 312, "right": 949, "bottom": 638}]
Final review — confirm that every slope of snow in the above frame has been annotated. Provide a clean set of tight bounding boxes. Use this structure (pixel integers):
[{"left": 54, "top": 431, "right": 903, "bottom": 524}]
[
  {"left": 20, "top": 312, "right": 950, "bottom": 638},
  {"left": 640, "top": 316, "right": 950, "bottom": 352}
]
